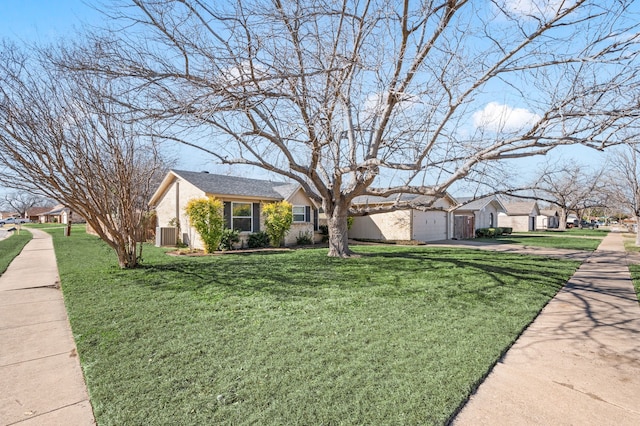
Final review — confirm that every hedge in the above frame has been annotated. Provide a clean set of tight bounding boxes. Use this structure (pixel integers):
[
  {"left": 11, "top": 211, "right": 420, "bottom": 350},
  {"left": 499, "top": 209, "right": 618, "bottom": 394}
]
[{"left": 475, "top": 227, "right": 512, "bottom": 238}]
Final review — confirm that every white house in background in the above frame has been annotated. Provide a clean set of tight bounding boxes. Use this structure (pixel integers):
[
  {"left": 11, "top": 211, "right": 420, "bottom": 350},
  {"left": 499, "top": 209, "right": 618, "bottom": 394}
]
[
  {"left": 498, "top": 201, "right": 540, "bottom": 232},
  {"left": 41, "top": 204, "right": 72, "bottom": 224},
  {"left": 348, "top": 193, "right": 457, "bottom": 242},
  {"left": 453, "top": 196, "right": 507, "bottom": 239},
  {"left": 537, "top": 208, "right": 560, "bottom": 229},
  {"left": 149, "top": 170, "right": 318, "bottom": 249}
]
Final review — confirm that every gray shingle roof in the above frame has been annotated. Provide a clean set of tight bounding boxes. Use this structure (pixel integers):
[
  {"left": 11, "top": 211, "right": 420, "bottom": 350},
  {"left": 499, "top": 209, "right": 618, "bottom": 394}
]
[
  {"left": 540, "top": 209, "right": 558, "bottom": 217},
  {"left": 351, "top": 193, "right": 421, "bottom": 205},
  {"left": 172, "top": 170, "right": 295, "bottom": 200},
  {"left": 504, "top": 201, "right": 538, "bottom": 215},
  {"left": 350, "top": 193, "right": 449, "bottom": 207},
  {"left": 456, "top": 196, "right": 491, "bottom": 211}
]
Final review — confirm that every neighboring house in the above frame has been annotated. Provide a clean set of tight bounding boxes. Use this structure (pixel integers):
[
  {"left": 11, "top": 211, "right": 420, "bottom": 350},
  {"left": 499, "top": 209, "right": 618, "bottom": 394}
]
[
  {"left": 0, "top": 211, "right": 18, "bottom": 220},
  {"left": 566, "top": 213, "right": 579, "bottom": 228},
  {"left": 41, "top": 204, "right": 72, "bottom": 224},
  {"left": 149, "top": 170, "right": 318, "bottom": 249},
  {"left": 498, "top": 201, "right": 540, "bottom": 232},
  {"left": 537, "top": 208, "right": 560, "bottom": 229},
  {"left": 348, "top": 193, "right": 457, "bottom": 242},
  {"left": 26, "top": 207, "right": 53, "bottom": 223},
  {"left": 453, "top": 196, "right": 507, "bottom": 239}
]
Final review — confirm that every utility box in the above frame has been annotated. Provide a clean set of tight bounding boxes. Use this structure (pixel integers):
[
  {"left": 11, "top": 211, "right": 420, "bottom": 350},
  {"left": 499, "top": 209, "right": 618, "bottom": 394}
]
[{"left": 155, "top": 227, "right": 178, "bottom": 247}]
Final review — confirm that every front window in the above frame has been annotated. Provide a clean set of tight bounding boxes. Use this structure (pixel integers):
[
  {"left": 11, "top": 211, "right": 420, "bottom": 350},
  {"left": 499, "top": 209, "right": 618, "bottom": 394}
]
[
  {"left": 489, "top": 213, "right": 494, "bottom": 227},
  {"left": 292, "top": 206, "right": 305, "bottom": 223},
  {"left": 232, "top": 202, "right": 252, "bottom": 231}
]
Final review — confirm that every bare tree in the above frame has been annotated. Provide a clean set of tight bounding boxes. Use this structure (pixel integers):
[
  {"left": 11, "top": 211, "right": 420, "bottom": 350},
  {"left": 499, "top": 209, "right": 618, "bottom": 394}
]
[
  {"left": 1, "top": 192, "right": 54, "bottom": 218},
  {"left": 71, "top": 0, "right": 640, "bottom": 256},
  {"left": 605, "top": 144, "right": 640, "bottom": 244},
  {"left": 510, "top": 160, "right": 609, "bottom": 230},
  {"left": 0, "top": 42, "right": 166, "bottom": 268}
]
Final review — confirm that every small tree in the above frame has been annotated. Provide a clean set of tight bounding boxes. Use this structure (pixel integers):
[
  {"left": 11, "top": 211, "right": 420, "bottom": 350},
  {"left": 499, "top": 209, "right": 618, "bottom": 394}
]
[
  {"left": 184, "top": 197, "right": 224, "bottom": 253},
  {"left": 262, "top": 201, "right": 293, "bottom": 247}
]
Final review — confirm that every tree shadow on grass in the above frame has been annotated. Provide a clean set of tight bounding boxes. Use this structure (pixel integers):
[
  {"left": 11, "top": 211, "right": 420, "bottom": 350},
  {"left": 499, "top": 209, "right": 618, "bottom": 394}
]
[{"left": 133, "top": 247, "right": 576, "bottom": 302}]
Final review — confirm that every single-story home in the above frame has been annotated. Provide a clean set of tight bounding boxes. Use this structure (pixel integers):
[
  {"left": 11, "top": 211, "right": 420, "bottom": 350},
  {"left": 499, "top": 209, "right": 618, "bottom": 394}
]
[
  {"left": 41, "top": 204, "right": 72, "bottom": 224},
  {"left": 149, "top": 170, "right": 318, "bottom": 249},
  {"left": 498, "top": 201, "right": 540, "bottom": 232},
  {"left": 0, "top": 211, "right": 18, "bottom": 220},
  {"left": 348, "top": 193, "right": 457, "bottom": 242},
  {"left": 453, "top": 196, "right": 507, "bottom": 239},
  {"left": 537, "top": 208, "right": 560, "bottom": 229},
  {"left": 26, "top": 207, "right": 54, "bottom": 223}
]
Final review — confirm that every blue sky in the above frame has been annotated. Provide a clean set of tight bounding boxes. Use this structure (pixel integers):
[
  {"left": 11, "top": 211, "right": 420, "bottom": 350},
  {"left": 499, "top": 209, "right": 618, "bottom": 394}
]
[
  {"left": 0, "top": 0, "right": 231, "bottom": 177},
  {"left": 0, "top": 0, "right": 610, "bottom": 198},
  {"left": 0, "top": 0, "right": 102, "bottom": 42}
]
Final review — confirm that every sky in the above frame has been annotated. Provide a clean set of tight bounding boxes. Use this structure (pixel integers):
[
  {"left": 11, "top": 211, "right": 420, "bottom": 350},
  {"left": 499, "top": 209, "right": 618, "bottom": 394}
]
[{"left": 0, "top": 0, "right": 613, "bottom": 200}]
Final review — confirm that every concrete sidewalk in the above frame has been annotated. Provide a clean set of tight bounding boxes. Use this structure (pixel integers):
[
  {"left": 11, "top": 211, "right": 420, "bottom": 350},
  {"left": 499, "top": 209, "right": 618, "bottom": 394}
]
[
  {"left": 453, "top": 232, "right": 640, "bottom": 425},
  {"left": 0, "top": 228, "right": 95, "bottom": 425}
]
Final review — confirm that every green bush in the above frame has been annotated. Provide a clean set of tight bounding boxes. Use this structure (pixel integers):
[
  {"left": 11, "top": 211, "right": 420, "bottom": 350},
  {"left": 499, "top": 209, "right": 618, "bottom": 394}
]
[
  {"left": 219, "top": 228, "right": 240, "bottom": 250},
  {"left": 502, "top": 227, "right": 513, "bottom": 234},
  {"left": 296, "top": 231, "right": 314, "bottom": 245},
  {"left": 262, "top": 201, "right": 293, "bottom": 247},
  {"left": 475, "top": 227, "right": 506, "bottom": 238},
  {"left": 184, "top": 197, "right": 224, "bottom": 253},
  {"left": 248, "top": 231, "right": 270, "bottom": 248}
]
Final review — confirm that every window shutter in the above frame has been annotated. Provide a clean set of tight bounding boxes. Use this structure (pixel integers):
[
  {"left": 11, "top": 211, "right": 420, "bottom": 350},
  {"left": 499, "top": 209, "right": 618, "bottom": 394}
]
[
  {"left": 253, "top": 203, "right": 260, "bottom": 232},
  {"left": 223, "top": 202, "right": 231, "bottom": 229},
  {"left": 305, "top": 206, "right": 311, "bottom": 223},
  {"left": 313, "top": 208, "right": 319, "bottom": 231}
]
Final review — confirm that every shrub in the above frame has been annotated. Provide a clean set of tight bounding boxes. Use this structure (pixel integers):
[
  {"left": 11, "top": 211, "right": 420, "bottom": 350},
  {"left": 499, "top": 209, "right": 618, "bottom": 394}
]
[
  {"left": 262, "top": 201, "right": 293, "bottom": 247},
  {"left": 502, "top": 227, "right": 513, "bottom": 234},
  {"left": 220, "top": 228, "right": 240, "bottom": 250},
  {"left": 248, "top": 231, "right": 270, "bottom": 248},
  {"left": 184, "top": 197, "right": 224, "bottom": 253},
  {"left": 296, "top": 231, "right": 314, "bottom": 245},
  {"left": 475, "top": 227, "right": 505, "bottom": 238}
]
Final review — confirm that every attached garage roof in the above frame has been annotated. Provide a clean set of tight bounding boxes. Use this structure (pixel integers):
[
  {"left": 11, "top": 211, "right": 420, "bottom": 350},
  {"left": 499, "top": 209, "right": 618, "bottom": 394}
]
[
  {"left": 352, "top": 192, "right": 456, "bottom": 208},
  {"left": 503, "top": 201, "right": 539, "bottom": 216}
]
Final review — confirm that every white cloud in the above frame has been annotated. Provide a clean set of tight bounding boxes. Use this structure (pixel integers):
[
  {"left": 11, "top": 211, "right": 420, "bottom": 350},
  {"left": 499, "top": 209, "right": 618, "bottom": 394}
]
[
  {"left": 501, "top": 0, "right": 565, "bottom": 19},
  {"left": 473, "top": 102, "right": 540, "bottom": 133},
  {"left": 363, "top": 91, "right": 422, "bottom": 119}
]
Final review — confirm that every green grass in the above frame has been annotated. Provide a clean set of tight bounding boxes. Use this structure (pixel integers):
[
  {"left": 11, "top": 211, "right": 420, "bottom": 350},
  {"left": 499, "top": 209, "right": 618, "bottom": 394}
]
[
  {"left": 624, "top": 235, "right": 640, "bottom": 302},
  {"left": 628, "top": 265, "right": 640, "bottom": 303},
  {"left": 629, "top": 265, "right": 640, "bottom": 303},
  {"left": 0, "top": 230, "right": 32, "bottom": 274},
  {"left": 623, "top": 234, "right": 640, "bottom": 253},
  {"left": 561, "top": 228, "right": 609, "bottom": 237},
  {"left": 478, "top": 231, "right": 605, "bottom": 251},
  {"left": 49, "top": 229, "right": 580, "bottom": 425}
]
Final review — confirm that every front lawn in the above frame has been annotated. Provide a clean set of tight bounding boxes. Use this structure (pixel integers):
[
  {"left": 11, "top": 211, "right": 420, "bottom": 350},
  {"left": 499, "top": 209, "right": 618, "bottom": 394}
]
[
  {"left": 479, "top": 231, "right": 605, "bottom": 251},
  {"left": 51, "top": 230, "right": 580, "bottom": 425},
  {"left": 0, "top": 230, "right": 32, "bottom": 274}
]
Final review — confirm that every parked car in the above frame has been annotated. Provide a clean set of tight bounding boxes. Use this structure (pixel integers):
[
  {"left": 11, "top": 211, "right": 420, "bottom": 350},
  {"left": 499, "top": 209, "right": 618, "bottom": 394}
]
[
  {"left": 0, "top": 217, "right": 16, "bottom": 225},
  {"left": 0, "top": 217, "right": 30, "bottom": 225}
]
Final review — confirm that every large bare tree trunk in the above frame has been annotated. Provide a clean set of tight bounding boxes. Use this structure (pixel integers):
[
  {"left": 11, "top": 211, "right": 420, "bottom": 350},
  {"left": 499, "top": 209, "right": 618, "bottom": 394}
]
[
  {"left": 325, "top": 200, "right": 355, "bottom": 258},
  {"left": 558, "top": 208, "right": 568, "bottom": 231}
]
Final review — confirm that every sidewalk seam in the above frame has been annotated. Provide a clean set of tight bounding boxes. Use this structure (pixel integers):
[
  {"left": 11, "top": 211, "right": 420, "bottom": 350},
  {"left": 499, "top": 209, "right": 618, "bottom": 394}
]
[
  {"left": 0, "top": 348, "right": 79, "bottom": 368},
  {"left": 5, "top": 399, "right": 92, "bottom": 426},
  {"left": 0, "top": 318, "right": 69, "bottom": 332}
]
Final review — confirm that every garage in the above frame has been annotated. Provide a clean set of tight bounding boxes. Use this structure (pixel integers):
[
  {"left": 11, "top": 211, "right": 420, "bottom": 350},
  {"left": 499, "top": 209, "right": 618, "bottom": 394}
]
[{"left": 412, "top": 210, "right": 448, "bottom": 242}]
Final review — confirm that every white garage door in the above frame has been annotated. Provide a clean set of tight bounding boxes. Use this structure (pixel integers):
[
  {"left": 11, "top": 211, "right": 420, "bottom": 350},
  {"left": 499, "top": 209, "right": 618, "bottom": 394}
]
[{"left": 412, "top": 211, "right": 448, "bottom": 242}]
